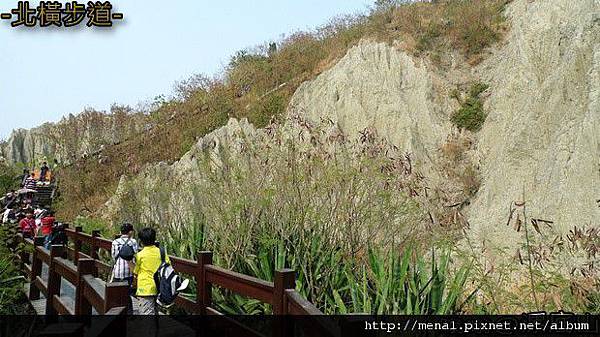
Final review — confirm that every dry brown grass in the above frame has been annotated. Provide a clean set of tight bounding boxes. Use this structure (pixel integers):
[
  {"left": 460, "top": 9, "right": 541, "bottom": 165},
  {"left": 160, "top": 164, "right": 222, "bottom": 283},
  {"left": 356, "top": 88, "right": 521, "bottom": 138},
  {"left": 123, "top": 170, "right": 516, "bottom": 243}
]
[
  {"left": 440, "top": 132, "right": 479, "bottom": 197},
  {"left": 371, "top": 0, "right": 511, "bottom": 63},
  {"left": 465, "top": 211, "right": 600, "bottom": 313}
]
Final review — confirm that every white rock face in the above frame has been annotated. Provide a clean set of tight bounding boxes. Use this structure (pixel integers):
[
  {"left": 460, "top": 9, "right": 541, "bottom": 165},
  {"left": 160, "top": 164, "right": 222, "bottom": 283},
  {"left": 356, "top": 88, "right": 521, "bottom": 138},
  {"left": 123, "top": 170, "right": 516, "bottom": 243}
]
[
  {"left": 104, "top": 118, "right": 262, "bottom": 227},
  {"left": 468, "top": 0, "right": 600, "bottom": 249},
  {"left": 1, "top": 126, "right": 55, "bottom": 164},
  {"left": 288, "top": 40, "right": 454, "bottom": 177},
  {"left": 104, "top": 41, "right": 459, "bottom": 226},
  {"left": 1, "top": 111, "right": 147, "bottom": 165}
]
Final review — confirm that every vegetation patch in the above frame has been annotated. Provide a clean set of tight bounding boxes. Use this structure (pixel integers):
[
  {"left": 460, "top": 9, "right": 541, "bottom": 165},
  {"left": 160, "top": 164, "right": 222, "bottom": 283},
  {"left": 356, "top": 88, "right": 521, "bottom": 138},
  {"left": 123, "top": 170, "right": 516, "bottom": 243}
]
[
  {"left": 103, "top": 119, "right": 480, "bottom": 314},
  {"left": 371, "top": 0, "right": 511, "bottom": 62},
  {"left": 0, "top": 162, "right": 19, "bottom": 193},
  {"left": 0, "top": 226, "right": 32, "bottom": 314},
  {"left": 451, "top": 82, "right": 489, "bottom": 132},
  {"left": 463, "top": 207, "right": 600, "bottom": 313}
]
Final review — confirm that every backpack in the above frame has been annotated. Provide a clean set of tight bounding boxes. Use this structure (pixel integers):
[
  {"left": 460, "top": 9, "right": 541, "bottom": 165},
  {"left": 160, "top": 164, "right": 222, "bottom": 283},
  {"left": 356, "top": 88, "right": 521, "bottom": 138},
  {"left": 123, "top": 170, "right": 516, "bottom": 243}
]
[
  {"left": 154, "top": 247, "right": 189, "bottom": 308},
  {"left": 117, "top": 238, "right": 135, "bottom": 261},
  {"left": 49, "top": 223, "right": 68, "bottom": 245}
]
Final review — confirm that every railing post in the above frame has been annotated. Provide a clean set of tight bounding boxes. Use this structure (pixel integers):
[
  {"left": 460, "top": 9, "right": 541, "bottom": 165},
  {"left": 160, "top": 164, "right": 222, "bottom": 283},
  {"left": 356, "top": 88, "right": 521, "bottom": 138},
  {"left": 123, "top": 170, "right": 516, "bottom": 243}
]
[
  {"left": 29, "top": 236, "right": 45, "bottom": 300},
  {"left": 197, "top": 251, "right": 213, "bottom": 314},
  {"left": 74, "top": 226, "right": 83, "bottom": 264},
  {"left": 75, "top": 258, "right": 95, "bottom": 315},
  {"left": 273, "top": 269, "right": 296, "bottom": 337},
  {"left": 105, "top": 281, "right": 130, "bottom": 314},
  {"left": 91, "top": 230, "right": 101, "bottom": 260},
  {"left": 46, "top": 245, "right": 64, "bottom": 315},
  {"left": 273, "top": 269, "right": 295, "bottom": 314}
]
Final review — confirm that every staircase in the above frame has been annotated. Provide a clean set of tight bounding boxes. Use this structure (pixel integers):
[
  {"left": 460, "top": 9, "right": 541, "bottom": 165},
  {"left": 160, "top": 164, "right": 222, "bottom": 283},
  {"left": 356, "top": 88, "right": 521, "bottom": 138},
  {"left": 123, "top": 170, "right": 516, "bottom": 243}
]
[{"left": 33, "top": 183, "right": 56, "bottom": 208}]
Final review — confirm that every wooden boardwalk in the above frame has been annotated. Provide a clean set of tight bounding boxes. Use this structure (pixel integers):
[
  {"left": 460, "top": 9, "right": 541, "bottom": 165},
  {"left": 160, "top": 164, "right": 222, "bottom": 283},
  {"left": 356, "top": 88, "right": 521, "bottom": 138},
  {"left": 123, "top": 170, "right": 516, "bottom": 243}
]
[
  {"left": 16, "top": 227, "right": 338, "bottom": 337},
  {"left": 24, "top": 263, "right": 144, "bottom": 315}
]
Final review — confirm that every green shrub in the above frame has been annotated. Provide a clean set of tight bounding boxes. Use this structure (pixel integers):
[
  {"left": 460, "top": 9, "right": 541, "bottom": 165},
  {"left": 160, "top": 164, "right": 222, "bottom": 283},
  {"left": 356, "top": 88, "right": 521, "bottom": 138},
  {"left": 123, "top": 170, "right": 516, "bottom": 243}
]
[
  {"left": 0, "top": 163, "right": 19, "bottom": 195},
  {"left": 0, "top": 226, "right": 30, "bottom": 314},
  {"left": 451, "top": 82, "right": 489, "bottom": 131},
  {"left": 469, "top": 82, "right": 490, "bottom": 97},
  {"left": 73, "top": 216, "right": 112, "bottom": 237}
]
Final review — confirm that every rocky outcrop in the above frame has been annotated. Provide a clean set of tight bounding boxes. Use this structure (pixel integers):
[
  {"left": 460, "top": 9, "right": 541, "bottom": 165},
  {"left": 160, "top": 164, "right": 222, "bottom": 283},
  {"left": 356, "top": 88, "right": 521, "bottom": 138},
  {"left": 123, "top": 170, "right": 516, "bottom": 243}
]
[
  {"left": 1, "top": 125, "right": 55, "bottom": 164},
  {"left": 104, "top": 41, "right": 459, "bottom": 227},
  {"left": 104, "top": 118, "right": 264, "bottom": 228},
  {"left": 468, "top": 0, "right": 600, "bottom": 250},
  {"left": 1, "top": 110, "right": 147, "bottom": 165},
  {"left": 288, "top": 40, "right": 456, "bottom": 178}
]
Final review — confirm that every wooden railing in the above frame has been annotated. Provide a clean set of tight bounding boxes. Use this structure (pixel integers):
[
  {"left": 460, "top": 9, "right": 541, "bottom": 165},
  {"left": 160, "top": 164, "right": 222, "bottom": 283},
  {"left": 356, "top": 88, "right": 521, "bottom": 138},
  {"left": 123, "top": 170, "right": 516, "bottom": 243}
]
[
  {"left": 17, "top": 225, "right": 337, "bottom": 336},
  {"left": 18, "top": 235, "right": 129, "bottom": 316}
]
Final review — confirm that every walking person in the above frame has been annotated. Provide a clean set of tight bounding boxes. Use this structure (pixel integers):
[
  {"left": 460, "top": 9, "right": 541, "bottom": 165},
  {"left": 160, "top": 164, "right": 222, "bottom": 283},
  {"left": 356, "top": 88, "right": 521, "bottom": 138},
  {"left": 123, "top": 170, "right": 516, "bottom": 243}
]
[
  {"left": 20, "top": 169, "right": 29, "bottom": 188},
  {"left": 111, "top": 223, "right": 138, "bottom": 314},
  {"left": 40, "top": 210, "right": 56, "bottom": 249},
  {"left": 24, "top": 173, "right": 36, "bottom": 190},
  {"left": 19, "top": 211, "right": 37, "bottom": 238},
  {"left": 132, "top": 227, "right": 169, "bottom": 315},
  {"left": 40, "top": 162, "right": 50, "bottom": 182}
]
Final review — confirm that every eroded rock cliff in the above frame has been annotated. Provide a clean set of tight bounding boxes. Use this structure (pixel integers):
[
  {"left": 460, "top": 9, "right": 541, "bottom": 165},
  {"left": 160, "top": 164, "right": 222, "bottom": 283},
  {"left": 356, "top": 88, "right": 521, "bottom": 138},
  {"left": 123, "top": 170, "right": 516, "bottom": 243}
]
[
  {"left": 1, "top": 125, "right": 55, "bottom": 164},
  {"left": 1, "top": 110, "right": 147, "bottom": 165},
  {"left": 468, "top": 0, "right": 600, "bottom": 251},
  {"left": 287, "top": 40, "right": 456, "bottom": 179}
]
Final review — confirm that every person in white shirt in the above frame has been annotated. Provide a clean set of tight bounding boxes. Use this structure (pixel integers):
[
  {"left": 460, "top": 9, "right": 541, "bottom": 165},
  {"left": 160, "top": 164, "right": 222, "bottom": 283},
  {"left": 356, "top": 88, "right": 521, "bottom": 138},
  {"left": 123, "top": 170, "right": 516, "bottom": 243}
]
[
  {"left": 111, "top": 223, "right": 138, "bottom": 314},
  {"left": 2, "top": 208, "right": 12, "bottom": 224}
]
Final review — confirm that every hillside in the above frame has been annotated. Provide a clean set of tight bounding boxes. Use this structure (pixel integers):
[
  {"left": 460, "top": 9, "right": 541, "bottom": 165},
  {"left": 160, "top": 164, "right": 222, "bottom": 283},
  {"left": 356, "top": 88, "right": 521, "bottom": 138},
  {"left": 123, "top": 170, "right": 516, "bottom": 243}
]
[
  {"left": 104, "top": 0, "right": 600, "bottom": 313},
  {"left": 43, "top": 0, "right": 510, "bottom": 219}
]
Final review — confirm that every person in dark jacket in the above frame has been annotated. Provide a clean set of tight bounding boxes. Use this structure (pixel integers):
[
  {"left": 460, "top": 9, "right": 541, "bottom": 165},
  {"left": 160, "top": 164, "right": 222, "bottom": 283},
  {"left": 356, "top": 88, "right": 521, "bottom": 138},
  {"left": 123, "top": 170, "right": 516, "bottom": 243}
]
[{"left": 40, "top": 162, "right": 49, "bottom": 181}]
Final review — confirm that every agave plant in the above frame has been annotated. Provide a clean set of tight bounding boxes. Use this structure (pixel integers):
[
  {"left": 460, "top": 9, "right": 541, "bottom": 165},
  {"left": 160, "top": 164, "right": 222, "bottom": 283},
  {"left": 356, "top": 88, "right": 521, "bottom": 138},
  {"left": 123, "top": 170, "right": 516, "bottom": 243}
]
[{"left": 324, "top": 247, "right": 474, "bottom": 315}]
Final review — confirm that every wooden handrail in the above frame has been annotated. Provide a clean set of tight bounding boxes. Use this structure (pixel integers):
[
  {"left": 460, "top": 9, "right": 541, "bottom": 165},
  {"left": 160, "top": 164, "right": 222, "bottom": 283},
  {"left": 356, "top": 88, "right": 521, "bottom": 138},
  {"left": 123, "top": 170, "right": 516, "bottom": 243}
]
[
  {"left": 17, "top": 227, "right": 327, "bottom": 330},
  {"left": 285, "top": 289, "right": 322, "bottom": 315},
  {"left": 206, "top": 265, "right": 275, "bottom": 304},
  {"left": 16, "top": 234, "right": 129, "bottom": 316},
  {"left": 170, "top": 256, "right": 198, "bottom": 275},
  {"left": 53, "top": 257, "right": 78, "bottom": 285},
  {"left": 53, "top": 295, "right": 75, "bottom": 315}
]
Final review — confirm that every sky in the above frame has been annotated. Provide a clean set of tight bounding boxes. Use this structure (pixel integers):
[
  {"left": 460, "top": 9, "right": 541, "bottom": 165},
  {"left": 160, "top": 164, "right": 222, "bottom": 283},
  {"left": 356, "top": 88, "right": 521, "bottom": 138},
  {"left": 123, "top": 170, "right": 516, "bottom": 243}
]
[{"left": 0, "top": 0, "right": 371, "bottom": 139}]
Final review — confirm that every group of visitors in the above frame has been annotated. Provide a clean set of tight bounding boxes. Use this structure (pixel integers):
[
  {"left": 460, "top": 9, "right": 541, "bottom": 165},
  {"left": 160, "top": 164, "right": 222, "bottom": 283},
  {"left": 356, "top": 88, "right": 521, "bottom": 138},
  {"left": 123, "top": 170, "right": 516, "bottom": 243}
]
[
  {"left": 17, "top": 209, "right": 57, "bottom": 248},
  {"left": 111, "top": 223, "right": 187, "bottom": 315},
  {"left": 20, "top": 162, "right": 52, "bottom": 186},
  {"left": 5, "top": 212, "right": 184, "bottom": 315},
  {"left": 2, "top": 162, "right": 59, "bottom": 248},
  {"left": 3, "top": 160, "right": 187, "bottom": 316}
]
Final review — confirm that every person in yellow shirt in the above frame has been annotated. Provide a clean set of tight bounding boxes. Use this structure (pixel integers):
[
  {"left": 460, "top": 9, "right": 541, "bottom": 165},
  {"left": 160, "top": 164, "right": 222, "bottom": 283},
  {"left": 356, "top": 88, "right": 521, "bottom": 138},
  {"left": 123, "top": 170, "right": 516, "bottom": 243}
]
[{"left": 132, "top": 227, "right": 169, "bottom": 315}]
